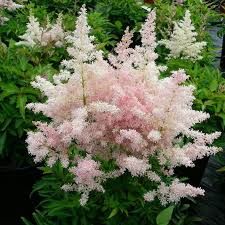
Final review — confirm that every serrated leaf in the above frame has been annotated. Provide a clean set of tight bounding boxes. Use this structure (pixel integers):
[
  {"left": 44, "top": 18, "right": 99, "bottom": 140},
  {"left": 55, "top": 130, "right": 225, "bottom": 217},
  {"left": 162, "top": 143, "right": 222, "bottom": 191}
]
[{"left": 156, "top": 206, "right": 174, "bottom": 225}]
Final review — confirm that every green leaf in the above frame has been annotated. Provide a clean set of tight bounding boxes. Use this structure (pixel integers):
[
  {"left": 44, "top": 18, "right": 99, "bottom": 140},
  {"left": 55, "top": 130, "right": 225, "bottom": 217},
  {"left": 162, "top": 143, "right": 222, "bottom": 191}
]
[
  {"left": 21, "top": 217, "right": 33, "bottom": 225},
  {"left": 1, "top": 118, "right": 12, "bottom": 131},
  {"left": 204, "top": 100, "right": 215, "bottom": 107},
  {"left": 0, "top": 82, "right": 19, "bottom": 100},
  {"left": 209, "top": 79, "right": 218, "bottom": 92},
  {"left": 20, "top": 87, "right": 39, "bottom": 96},
  {"left": 19, "top": 57, "right": 28, "bottom": 72},
  {"left": 156, "top": 206, "right": 174, "bottom": 225},
  {"left": 108, "top": 208, "right": 118, "bottom": 219},
  {"left": 216, "top": 103, "right": 223, "bottom": 113},
  {"left": 217, "top": 166, "right": 225, "bottom": 172},
  {"left": 16, "top": 95, "right": 27, "bottom": 119},
  {"left": 217, "top": 113, "right": 225, "bottom": 128},
  {"left": 15, "top": 119, "right": 24, "bottom": 129}
]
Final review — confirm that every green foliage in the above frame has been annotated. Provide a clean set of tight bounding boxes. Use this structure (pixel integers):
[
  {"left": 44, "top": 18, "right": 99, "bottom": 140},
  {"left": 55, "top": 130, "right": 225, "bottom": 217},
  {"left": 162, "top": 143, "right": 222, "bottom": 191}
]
[
  {"left": 87, "top": 0, "right": 147, "bottom": 51},
  {"left": 95, "top": 0, "right": 146, "bottom": 31},
  {"left": 22, "top": 211, "right": 52, "bottom": 225},
  {"left": 0, "top": 34, "right": 64, "bottom": 166},
  {"left": 0, "top": 42, "right": 39, "bottom": 165},
  {"left": 171, "top": 202, "right": 202, "bottom": 225},
  {"left": 88, "top": 12, "right": 116, "bottom": 53},
  {"left": 27, "top": 0, "right": 98, "bottom": 13},
  {"left": 29, "top": 164, "right": 161, "bottom": 225},
  {"left": 21, "top": 164, "right": 198, "bottom": 225}
]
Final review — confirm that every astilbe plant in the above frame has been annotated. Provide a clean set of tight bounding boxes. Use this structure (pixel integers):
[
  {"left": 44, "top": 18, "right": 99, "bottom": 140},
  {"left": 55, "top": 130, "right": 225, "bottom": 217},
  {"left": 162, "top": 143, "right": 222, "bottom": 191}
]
[
  {"left": 26, "top": 6, "right": 221, "bottom": 206},
  {"left": 0, "top": 0, "right": 22, "bottom": 10},
  {"left": 17, "top": 13, "right": 66, "bottom": 48},
  {"left": 0, "top": 0, "right": 23, "bottom": 24},
  {"left": 160, "top": 10, "right": 206, "bottom": 61}
]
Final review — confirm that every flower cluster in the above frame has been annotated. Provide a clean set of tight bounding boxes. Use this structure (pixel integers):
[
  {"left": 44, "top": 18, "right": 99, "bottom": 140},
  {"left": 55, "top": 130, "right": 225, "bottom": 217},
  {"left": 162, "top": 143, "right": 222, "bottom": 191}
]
[
  {"left": 0, "top": 0, "right": 23, "bottom": 10},
  {"left": 160, "top": 10, "right": 206, "bottom": 61},
  {"left": 26, "top": 6, "right": 220, "bottom": 206},
  {"left": 17, "top": 14, "right": 66, "bottom": 47},
  {"left": 174, "top": 0, "right": 185, "bottom": 5},
  {"left": 0, "top": 0, "right": 23, "bottom": 25},
  {"left": 144, "top": 179, "right": 204, "bottom": 205}
]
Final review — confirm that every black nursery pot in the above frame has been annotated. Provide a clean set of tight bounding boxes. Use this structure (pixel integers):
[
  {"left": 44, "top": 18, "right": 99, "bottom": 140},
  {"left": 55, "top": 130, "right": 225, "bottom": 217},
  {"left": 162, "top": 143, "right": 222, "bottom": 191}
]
[
  {"left": 175, "top": 157, "right": 209, "bottom": 187},
  {"left": 0, "top": 166, "right": 42, "bottom": 225}
]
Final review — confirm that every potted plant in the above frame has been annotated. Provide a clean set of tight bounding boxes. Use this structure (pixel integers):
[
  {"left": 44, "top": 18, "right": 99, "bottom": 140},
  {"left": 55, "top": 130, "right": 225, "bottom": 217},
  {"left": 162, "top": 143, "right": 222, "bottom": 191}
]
[{"left": 23, "top": 6, "right": 220, "bottom": 224}]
